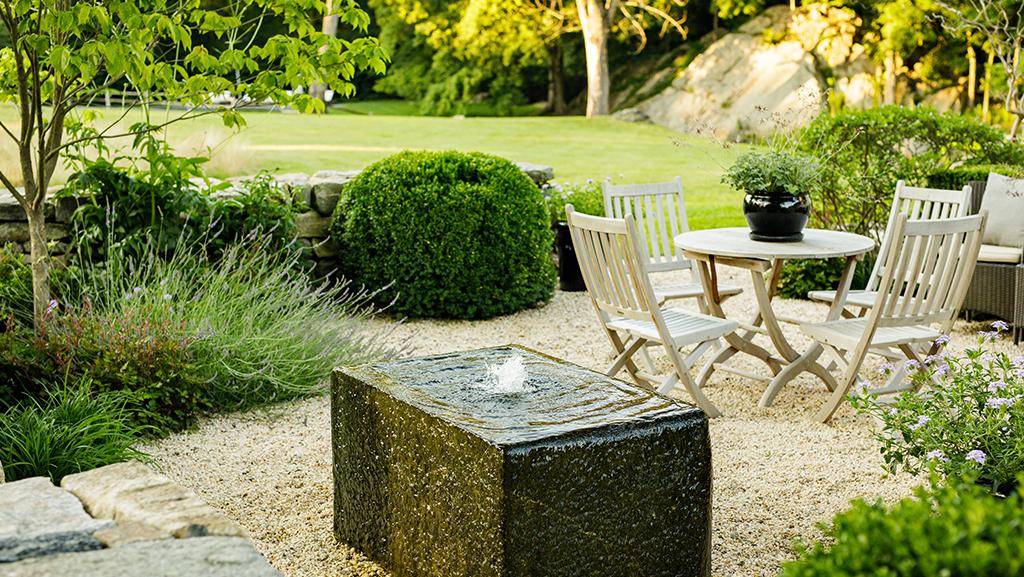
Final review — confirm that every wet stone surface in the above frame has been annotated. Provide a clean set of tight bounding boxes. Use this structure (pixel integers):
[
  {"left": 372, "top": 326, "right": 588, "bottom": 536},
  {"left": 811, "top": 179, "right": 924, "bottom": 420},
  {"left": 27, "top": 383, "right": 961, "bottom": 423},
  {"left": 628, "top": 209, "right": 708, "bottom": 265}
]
[{"left": 332, "top": 345, "right": 712, "bottom": 577}]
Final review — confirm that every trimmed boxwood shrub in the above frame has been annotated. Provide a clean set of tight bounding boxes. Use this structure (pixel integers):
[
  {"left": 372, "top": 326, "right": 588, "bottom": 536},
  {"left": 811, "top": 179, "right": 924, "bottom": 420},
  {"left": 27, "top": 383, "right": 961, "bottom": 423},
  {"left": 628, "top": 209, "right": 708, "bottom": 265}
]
[
  {"left": 780, "top": 479, "right": 1024, "bottom": 577},
  {"left": 926, "top": 163, "right": 1024, "bottom": 190},
  {"left": 332, "top": 150, "right": 556, "bottom": 319}
]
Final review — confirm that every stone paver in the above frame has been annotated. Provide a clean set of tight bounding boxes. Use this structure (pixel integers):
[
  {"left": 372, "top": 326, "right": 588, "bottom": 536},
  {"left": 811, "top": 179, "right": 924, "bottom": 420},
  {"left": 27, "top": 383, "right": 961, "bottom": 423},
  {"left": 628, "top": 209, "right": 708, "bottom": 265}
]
[
  {"left": 91, "top": 521, "right": 171, "bottom": 548},
  {"left": 61, "top": 461, "right": 245, "bottom": 539},
  {"left": 0, "top": 477, "right": 113, "bottom": 563},
  {"left": 2, "top": 536, "right": 283, "bottom": 577}
]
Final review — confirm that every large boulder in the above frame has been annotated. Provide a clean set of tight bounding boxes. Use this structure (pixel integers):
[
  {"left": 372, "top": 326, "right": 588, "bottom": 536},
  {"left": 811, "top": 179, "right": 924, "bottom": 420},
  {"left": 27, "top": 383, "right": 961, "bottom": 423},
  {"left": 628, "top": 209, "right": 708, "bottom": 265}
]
[{"left": 637, "top": 4, "right": 870, "bottom": 139}]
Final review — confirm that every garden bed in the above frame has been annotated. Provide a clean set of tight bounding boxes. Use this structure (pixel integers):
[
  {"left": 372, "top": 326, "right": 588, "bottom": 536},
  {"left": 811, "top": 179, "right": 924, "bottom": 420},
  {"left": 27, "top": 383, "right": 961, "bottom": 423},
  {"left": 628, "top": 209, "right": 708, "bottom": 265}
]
[{"left": 137, "top": 266, "right": 1024, "bottom": 577}]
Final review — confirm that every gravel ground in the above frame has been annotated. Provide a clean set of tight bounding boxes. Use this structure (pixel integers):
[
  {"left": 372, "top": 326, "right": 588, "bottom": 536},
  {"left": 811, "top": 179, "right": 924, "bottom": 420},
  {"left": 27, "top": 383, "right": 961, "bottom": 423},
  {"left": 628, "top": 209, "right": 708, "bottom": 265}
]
[{"left": 144, "top": 267, "right": 1020, "bottom": 577}]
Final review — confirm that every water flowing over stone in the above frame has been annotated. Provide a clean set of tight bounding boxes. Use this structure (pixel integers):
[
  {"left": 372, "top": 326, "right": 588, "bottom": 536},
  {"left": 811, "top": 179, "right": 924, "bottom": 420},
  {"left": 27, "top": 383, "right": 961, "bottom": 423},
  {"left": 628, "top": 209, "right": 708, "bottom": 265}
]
[{"left": 332, "top": 345, "right": 712, "bottom": 577}]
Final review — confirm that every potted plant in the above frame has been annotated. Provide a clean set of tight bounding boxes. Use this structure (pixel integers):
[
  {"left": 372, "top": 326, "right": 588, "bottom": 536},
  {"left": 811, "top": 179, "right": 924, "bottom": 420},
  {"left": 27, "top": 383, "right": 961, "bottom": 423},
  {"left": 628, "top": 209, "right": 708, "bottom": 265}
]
[
  {"left": 850, "top": 321, "right": 1024, "bottom": 497},
  {"left": 722, "top": 148, "right": 821, "bottom": 242},
  {"left": 543, "top": 181, "right": 604, "bottom": 292}
]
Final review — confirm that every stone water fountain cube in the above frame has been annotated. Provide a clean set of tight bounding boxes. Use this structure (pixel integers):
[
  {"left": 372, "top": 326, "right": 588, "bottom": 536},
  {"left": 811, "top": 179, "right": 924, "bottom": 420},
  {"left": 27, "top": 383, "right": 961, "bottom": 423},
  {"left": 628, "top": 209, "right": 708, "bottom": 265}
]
[{"left": 331, "top": 346, "right": 711, "bottom": 577}]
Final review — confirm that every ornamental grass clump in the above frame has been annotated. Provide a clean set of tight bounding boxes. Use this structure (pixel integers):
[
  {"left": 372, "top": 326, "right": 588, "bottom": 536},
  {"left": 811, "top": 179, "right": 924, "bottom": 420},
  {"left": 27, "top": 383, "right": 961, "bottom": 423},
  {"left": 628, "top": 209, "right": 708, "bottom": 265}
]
[
  {"left": 851, "top": 321, "right": 1024, "bottom": 493},
  {"left": 0, "top": 378, "right": 146, "bottom": 484},
  {"left": 76, "top": 239, "right": 396, "bottom": 413}
]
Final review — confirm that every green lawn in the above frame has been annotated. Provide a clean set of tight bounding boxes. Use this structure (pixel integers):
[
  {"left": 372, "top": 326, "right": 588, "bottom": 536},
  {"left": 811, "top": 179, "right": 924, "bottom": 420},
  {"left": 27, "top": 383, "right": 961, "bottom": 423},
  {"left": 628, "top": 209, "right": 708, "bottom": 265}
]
[{"left": 0, "top": 103, "right": 747, "bottom": 229}]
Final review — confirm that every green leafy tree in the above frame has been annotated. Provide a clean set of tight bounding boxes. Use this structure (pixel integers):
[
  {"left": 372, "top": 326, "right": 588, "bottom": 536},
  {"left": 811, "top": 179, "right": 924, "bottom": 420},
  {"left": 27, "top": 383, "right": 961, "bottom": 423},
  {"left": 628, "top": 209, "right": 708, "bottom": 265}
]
[
  {"left": 938, "top": 0, "right": 1024, "bottom": 138},
  {"left": 576, "top": 0, "right": 689, "bottom": 117},
  {"left": 0, "top": 0, "right": 386, "bottom": 333}
]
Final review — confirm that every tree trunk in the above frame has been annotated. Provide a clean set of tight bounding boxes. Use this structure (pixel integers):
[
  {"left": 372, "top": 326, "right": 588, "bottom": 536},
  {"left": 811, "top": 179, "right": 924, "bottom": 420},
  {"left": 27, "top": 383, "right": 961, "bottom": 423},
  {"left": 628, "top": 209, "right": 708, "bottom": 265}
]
[
  {"left": 883, "top": 51, "right": 898, "bottom": 105},
  {"left": 578, "top": 0, "right": 613, "bottom": 117},
  {"left": 547, "top": 40, "right": 567, "bottom": 115},
  {"left": 967, "top": 41, "right": 977, "bottom": 109},
  {"left": 27, "top": 203, "right": 51, "bottom": 329},
  {"left": 983, "top": 49, "right": 994, "bottom": 123},
  {"left": 309, "top": 0, "right": 339, "bottom": 103}
]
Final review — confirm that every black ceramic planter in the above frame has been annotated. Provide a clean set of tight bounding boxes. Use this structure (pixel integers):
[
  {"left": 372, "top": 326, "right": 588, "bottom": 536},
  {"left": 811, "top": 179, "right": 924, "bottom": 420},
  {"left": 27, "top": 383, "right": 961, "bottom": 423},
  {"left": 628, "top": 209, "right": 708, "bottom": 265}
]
[
  {"left": 977, "top": 478, "right": 1019, "bottom": 499},
  {"left": 553, "top": 221, "right": 586, "bottom": 292},
  {"left": 743, "top": 192, "right": 811, "bottom": 242}
]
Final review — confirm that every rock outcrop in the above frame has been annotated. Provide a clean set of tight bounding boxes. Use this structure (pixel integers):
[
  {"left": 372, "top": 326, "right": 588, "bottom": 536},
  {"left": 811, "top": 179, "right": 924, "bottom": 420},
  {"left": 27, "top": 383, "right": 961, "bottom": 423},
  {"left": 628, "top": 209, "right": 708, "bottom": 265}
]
[{"left": 638, "top": 4, "right": 877, "bottom": 139}]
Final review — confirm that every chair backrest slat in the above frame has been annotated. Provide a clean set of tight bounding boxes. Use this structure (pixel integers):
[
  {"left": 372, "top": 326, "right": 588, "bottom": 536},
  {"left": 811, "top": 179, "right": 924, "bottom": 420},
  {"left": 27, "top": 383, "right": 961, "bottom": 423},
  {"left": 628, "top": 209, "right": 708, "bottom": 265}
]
[
  {"left": 869, "top": 213, "right": 986, "bottom": 333},
  {"left": 566, "top": 206, "right": 660, "bottom": 323},
  {"left": 603, "top": 177, "right": 691, "bottom": 273},
  {"left": 866, "top": 181, "right": 972, "bottom": 291}
]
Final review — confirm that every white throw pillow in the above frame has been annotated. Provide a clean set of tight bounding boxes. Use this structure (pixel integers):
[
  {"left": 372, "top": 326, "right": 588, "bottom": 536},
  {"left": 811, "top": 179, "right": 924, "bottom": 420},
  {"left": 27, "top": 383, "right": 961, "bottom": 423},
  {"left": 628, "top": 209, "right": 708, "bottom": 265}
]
[{"left": 979, "top": 172, "right": 1024, "bottom": 248}]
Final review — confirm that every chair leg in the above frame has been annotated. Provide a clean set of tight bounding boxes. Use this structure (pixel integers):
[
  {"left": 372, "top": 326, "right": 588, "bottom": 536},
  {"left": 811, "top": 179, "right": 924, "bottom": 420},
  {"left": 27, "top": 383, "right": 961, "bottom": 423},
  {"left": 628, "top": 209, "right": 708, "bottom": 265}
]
[
  {"left": 813, "top": 345, "right": 870, "bottom": 423},
  {"left": 605, "top": 334, "right": 647, "bottom": 380},
  {"left": 665, "top": 340, "right": 722, "bottom": 418}
]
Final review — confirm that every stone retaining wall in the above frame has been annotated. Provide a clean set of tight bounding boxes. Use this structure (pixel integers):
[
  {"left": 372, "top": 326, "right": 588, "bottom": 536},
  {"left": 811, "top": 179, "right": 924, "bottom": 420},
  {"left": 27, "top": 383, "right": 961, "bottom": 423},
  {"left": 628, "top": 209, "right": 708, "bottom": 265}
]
[
  {"left": 0, "top": 162, "right": 554, "bottom": 280},
  {"left": 0, "top": 461, "right": 281, "bottom": 576}
]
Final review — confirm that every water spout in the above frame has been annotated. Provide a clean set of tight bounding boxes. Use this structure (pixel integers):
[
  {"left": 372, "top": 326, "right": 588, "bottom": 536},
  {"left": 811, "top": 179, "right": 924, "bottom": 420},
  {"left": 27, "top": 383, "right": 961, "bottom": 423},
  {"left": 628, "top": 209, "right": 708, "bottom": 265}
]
[{"left": 483, "top": 354, "right": 530, "bottom": 395}]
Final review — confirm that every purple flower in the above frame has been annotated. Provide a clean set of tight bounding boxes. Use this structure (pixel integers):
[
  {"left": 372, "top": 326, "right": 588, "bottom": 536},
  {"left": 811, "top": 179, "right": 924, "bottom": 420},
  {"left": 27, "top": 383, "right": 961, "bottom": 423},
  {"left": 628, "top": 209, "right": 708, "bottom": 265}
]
[
  {"left": 926, "top": 449, "right": 948, "bottom": 462},
  {"left": 987, "top": 380, "right": 1007, "bottom": 393},
  {"left": 878, "top": 362, "right": 896, "bottom": 374},
  {"left": 992, "top": 320, "right": 1010, "bottom": 332},
  {"left": 986, "top": 397, "right": 1016, "bottom": 408},
  {"left": 934, "top": 364, "right": 950, "bottom": 377},
  {"left": 909, "top": 415, "right": 930, "bottom": 430},
  {"left": 904, "top": 359, "right": 921, "bottom": 371},
  {"left": 934, "top": 335, "right": 951, "bottom": 346},
  {"left": 162, "top": 293, "right": 173, "bottom": 301},
  {"left": 854, "top": 379, "right": 870, "bottom": 393},
  {"left": 966, "top": 449, "right": 986, "bottom": 465},
  {"left": 979, "top": 330, "right": 1001, "bottom": 342},
  {"left": 45, "top": 299, "right": 59, "bottom": 314}
]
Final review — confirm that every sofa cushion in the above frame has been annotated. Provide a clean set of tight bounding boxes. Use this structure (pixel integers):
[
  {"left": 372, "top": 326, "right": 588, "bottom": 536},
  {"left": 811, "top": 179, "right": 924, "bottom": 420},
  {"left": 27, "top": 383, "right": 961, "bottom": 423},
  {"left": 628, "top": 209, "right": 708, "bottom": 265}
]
[
  {"left": 979, "top": 172, "right": 1024, "bottom": 248},
  {"left": 978, "top": 244, "right": 1024, "bottom": 264}
]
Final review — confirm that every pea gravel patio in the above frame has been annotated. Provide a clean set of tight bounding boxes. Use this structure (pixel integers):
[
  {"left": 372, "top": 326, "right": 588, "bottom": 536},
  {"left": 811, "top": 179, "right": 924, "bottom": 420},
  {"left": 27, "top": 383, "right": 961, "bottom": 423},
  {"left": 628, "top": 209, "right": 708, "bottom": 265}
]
[{"left": 143, "top": 267, "right": 1018, "bottom": 577}]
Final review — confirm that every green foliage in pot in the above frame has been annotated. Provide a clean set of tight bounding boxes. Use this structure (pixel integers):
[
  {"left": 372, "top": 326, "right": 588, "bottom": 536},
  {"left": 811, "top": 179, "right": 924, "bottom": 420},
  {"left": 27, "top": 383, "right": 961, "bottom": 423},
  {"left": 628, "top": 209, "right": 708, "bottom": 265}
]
[
  {"left": 850, "top": 323, "right": 1024, "bottom": 492},
  {"left": 543, "top": 180, "right": 605, "bottom": 223},
  {"left": 721, "top": 148, "right": 822, "bottom": 196},
  {"left": 332, "top": 150, "right": 555, "bottom": 319},
  {"left": 780, "top": 478, "right": 1024, "bottom": 577}
]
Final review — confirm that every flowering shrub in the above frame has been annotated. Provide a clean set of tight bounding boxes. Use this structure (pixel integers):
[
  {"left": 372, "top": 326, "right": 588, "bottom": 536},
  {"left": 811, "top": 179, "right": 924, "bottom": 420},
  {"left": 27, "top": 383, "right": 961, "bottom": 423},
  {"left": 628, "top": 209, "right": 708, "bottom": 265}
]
[
  {"left": 780, "top": 477, "right": 1024, "bottom": 577},
  {"left": 543, "top": 180, "right": 605, "bottom": 223},
  {"left": 851, "top": 322, "right": 1024, "bottom": 492}
]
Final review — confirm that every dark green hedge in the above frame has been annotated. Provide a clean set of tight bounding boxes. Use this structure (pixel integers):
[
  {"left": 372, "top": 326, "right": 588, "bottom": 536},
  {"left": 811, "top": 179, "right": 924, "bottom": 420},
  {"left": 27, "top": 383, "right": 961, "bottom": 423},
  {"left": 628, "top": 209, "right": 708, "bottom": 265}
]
[
  {"left": 926, "top": 164, "right": 1024, "bottom": 190},
  {"left": 332, "top": 150, "right": 555, "bottom": 319}
]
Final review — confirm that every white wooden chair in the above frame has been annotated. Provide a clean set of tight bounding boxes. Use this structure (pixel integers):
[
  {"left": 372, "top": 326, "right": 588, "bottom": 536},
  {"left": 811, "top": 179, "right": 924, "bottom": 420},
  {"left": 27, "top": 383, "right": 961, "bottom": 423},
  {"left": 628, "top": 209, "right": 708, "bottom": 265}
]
[
  {"left": 801, "top": 212, "right": 987, "bottom": 422},
  {"left": 566, "top": 205, "right": 738, "bottom": 417},
  {"left": 809, "top": 180, "right": 972, "bottom": 314},
  {"left": 603, "top": 177, "right": 742, "bottom": 306}
]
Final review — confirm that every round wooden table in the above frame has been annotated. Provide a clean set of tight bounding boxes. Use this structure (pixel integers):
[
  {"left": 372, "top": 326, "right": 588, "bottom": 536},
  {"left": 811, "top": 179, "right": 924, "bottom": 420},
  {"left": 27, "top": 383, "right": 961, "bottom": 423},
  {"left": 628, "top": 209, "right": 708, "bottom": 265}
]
[{"left": 674, "top": 228, "right": 875, "bottom": 407}]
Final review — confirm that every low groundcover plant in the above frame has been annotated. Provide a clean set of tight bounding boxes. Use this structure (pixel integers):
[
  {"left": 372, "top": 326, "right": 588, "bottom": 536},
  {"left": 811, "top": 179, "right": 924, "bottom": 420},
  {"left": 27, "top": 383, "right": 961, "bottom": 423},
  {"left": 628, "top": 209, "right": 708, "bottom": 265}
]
[{"left": 851, "top": 321, "right": 1024, "bottom": 493}]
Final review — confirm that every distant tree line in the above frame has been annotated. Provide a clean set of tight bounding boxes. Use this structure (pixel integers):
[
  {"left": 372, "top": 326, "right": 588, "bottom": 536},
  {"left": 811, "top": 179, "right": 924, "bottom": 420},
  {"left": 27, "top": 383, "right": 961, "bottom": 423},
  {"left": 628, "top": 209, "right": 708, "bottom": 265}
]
[{"left": 344, "top": 0, "right": 1022, "bottom": 132}]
